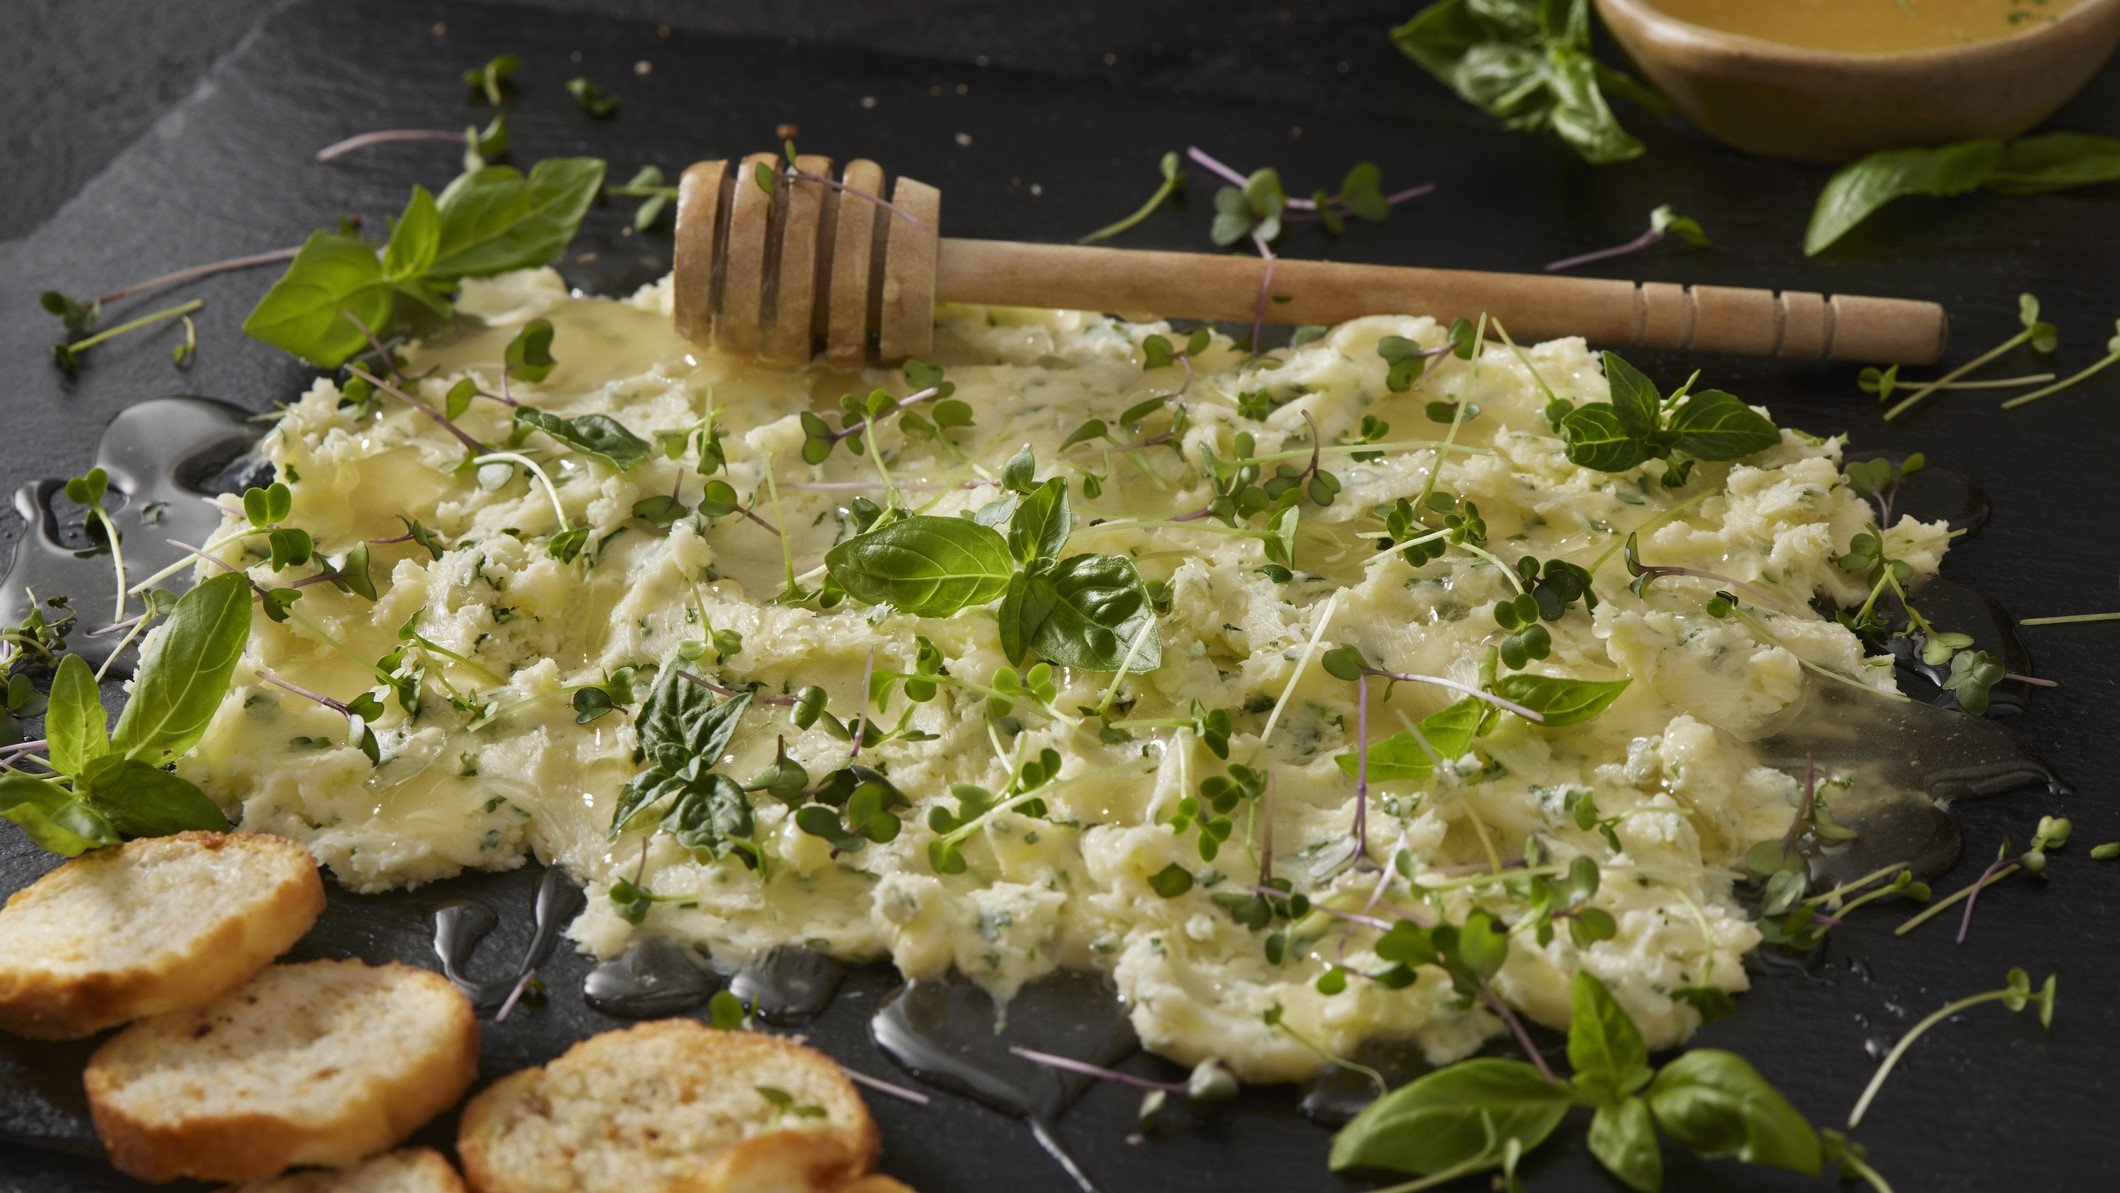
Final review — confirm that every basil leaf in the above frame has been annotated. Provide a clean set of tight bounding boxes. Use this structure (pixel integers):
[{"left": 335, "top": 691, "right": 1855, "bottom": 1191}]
[
  {"left": 1333, "top": 697, "right": 1483, "bottom": 782},
  {"left": 381, "top": 185, "right": 441, "bottom": 282},
  {"left": 1665, "top": 391, "right": 1780, "bottom": 461},
  {"left": 505, "top": 318, "right": 557, "bottom": 383},
  {"left": 0, "top": 774, "right": 118, "bottom": 856},
  {"left": 610, "top": 767, "right": 686, "bottom": 838},
  {"left": 1008, "top": 477, "right": 1073, "bottom": 565},
  {"left": 1804, "top": 140, "right": 2001, "bottom": 255},
  {"left": 240, "top": 230, "right": 394, "bottom": 367},
  {"left": 824, "top": 516, "right": 1014, "bottom": 617},
  {"left": 1568, "top": 972, "right": 1652, "bottom": 1101},
  {"left": 45, "top": 653, "right": 109, "bottom": 778},
  {"left": 1031, "top": 553, "right": 1161, "bottom": 672},
  {"left": 428, "top": 157, "right": 608, "bottom": 282},
  {"left": 1984, "top": 131, "right": 2120, "bottom": 194},
  {"left": 635, "top": 667, "right": 750, "bottom": 779},
  {"left": 1490, "top": 673, "right": 1630, "bottom": 727},
  {"left": 110, "top": 573, "right": 253, "bottom": 767},
  {"left": 514, "top": 406, "right": 650, "bottom": 471},
  {"left": 1646, "top": 1050, "right": 1821, "bottom": 1175},
  {"left": 1328, "top": 1058, "right": 1570, "bottom": 1175},
  {"left": 1391, "top": 0, "right": 1651, "bottom": 165},
  {"left": 1600, "top": 351, "right": 1661, "bottom": 438},
  {"left": 79, "top": 756, "right": 230, "bottom": 838},
  {"left": 661, "top": 772, "right": 756, "bottom": 863},
  {"left": 1560, "top": 404, "right": 1652, "bottom": 472},
  {"left": 998, "top": 570, "right": 1057, "bottom": 665},
  {"left": 1588, "top": 1097, "right": 1664, "bottom": 1193}
]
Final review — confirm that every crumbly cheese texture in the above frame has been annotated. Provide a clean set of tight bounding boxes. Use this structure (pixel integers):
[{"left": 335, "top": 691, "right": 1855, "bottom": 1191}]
[{"left": 177, "top": 269, "right": 1944, "bottom": 1080}]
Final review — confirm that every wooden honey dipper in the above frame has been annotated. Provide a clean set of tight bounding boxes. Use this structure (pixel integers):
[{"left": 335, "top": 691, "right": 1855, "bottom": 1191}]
[{"left": 674, "top": 153, "right": 1949, "bottom": 367}]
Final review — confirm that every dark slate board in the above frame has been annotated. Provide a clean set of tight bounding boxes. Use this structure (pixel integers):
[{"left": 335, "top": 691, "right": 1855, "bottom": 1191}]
[{"left": 3, "top": 1, "right": 2118, "bottom": 1189}]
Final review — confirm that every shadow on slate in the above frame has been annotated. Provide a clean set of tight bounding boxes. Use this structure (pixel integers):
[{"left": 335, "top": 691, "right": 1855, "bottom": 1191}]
[{"left": 3, "top": 0, "right": 2119, "bottom": 1190}]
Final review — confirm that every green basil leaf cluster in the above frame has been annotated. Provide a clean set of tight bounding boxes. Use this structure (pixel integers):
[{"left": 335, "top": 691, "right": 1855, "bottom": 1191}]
[
  {"left": 608, "top": 664, "right": 762, "bottom": 868},
  {"left": 1332, "top": 972, "right": 1822, "bottom": 1191},
  {"left": 245, "top": 157, "right": 606, "bottom": 366},
  {"left": 1391, "top": 0, "right": 1665, "bottom": 165},
  {"left": 1807, "top": 132, "right": 2120, "bottom": 255},
  {"left": 0, "top": 574, "right": 252, "bottom": 856},
  {"left": 1560, "top": 352, "right": 1779, "bottom": 474},
  {"left": 824, "top": 475, "right": 1160, "bottom": 673}
]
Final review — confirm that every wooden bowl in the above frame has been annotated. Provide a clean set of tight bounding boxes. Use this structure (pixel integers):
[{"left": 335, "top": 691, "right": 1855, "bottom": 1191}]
[{"left": 1595, "top": 0, "right": 2120, "bottom": 163}]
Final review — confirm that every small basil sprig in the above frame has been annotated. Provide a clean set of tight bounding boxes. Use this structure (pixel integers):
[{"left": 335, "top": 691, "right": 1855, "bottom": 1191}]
[
  {"left": 1391, "top": 0, "right": 1666, "bottom": 165},
  {"left": 0, "top": 574, "right": 253, "bottom": 856},
  {"left": 1807, "top": 131, "right": 2120, "bottom": 255},
  {"left": 1331, "top": 972, "right": 1824, "bottom": 1192},
  {"left": 824, "top": 466, "right": 1161, "bottom": 673},
  {"left": 245, "top": 157, "right": 606, "bottom": 367},
  {"left": 1558, "top": 352, "right": 1780, "bottom": 476},
  {"left": 607, "top": 664, "right": 762, "bottom": 871}
]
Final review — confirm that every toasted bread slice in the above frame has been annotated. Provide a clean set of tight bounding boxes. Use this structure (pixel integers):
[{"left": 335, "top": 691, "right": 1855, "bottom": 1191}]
[
  {"left": 457, "top": 1019, "right": 878, "bottom": 1193},
  {"left": 0, "top": 830, "right": 324, "bottom": 1039},
  {"left": 85, "top": 959, "right": 479, "bottom": 1183},
  {"left": 220, "top": 1147, "right": 469, "bottom": 1192}
]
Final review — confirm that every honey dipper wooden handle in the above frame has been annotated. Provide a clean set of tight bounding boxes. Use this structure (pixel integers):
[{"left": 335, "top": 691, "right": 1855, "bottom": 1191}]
[
  {"left": 935, "top": 240, "right": 1947, "bottom": 364},
  {"left": 674, "top": 155, "right": 1948, "bottom": 365}
]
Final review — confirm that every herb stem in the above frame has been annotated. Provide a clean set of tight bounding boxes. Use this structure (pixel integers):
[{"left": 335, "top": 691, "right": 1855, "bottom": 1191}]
[
  {"left": 348, "top": 366, "right": 489, "bottom": 454},
  {"left": 1998, "top": 350, "right": 2120, "bottom": 410},
  {"left": 469, "top": 452, "right": 571, "bottom": 534},
  {"left": 1894, "top": 861, "right": 2019, "bottom": 938},
  {"left": 314, "top": 128, "right": 464, "bottom": 161},
  {"left": 1542, "top": 226, "right": 1664, "bottom": 273},
  {"left": 1846, "top": 987, "right": 2023, "bottom": 1128},
  {"left": 1883, "top": 329, "right": 2031, "bottom": 420},
  {"left": 92, "top": 248, "right": 299, "bottom": 306},
  {"left": 1248, "top": 592, "right": 1340, "bottom": 762},
  {"left": 257, "top": 670, "right": 354, "bottom": 718},
  {"left": 1007, "top": 1046, "right": 1186, "bottom": 1093},
  {"left": 60, "top": 299, "right": 203, "bottom": 354},
  {"left": 2019, "top": 611, "right": 2120, "bottom": 625},
  {"left": 1077, "top": 168, "right": 1185, "bottom": 245},
  {"left": 1363, "top": 667, "right": 1545, "bottom": 724},
  {"left": 1586, "top": 490, "right": 1714, "bottom": 574},
  {"left": 1482, "top": 986, "right": 1559, "bottom": 1083}
]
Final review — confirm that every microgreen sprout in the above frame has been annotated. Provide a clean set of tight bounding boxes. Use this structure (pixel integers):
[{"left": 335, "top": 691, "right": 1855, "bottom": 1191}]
[
  {"left": 1858, "top": 365, "right": 2052, "bottom": 404},
  {"left": 1008, "top": 1046, "right": 1237, "bottom": 1126},
  {"left": 1078, "top": 150, "right": 1186, "bottom": 245},
  {"left": 1846, "top": 968, "right": 2056, "bottom": 1129},
  {"left": 565, "top": 76, "right": 619, "bottom": 118},
  {"left": 1624, "top": 532, "right": 1789, "bottom": 613},
  {"left": 49, "top": 299, "right": 203, "bottom": 375},
  {"left": 257, "top": 671, "right": 383, "bottom": 764},
  {"left": 61, "top": 469, "right": 127, "bottom": 622},
  {"left": 2000, "top": 318, "right": 2120, "bottom": 410},
  {"left": 1322, "top": 645, "right": 1550, "bottom": 724},
  {"left": 462, "top": 53, "right": 521, "bottom": 105},
  {"left": 1542, "top": 204, "right": 1708, "bottom": 273},
  {"left": 348, "top": 366, "right": 490, "bottom": 455},
  {"left": 608, "top": 164, "right": 678, "bottom": 230},
  {"left": 1896, "top": 816, "right": 2070, "bottom": 942},
  {"left": 1883, "top": 293, "right": 2057, "bottom": 420},
  {"left": 314, "top": 115, "right": 510, "bottom": 167},
  {"left": 753, "top": 139, "right": 932, "bottom": 230}
]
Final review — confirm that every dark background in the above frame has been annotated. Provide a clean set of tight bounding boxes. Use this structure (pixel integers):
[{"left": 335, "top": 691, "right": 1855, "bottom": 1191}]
[{"left": 3, "top": 2, "right": 2118, "bottom": 1191}]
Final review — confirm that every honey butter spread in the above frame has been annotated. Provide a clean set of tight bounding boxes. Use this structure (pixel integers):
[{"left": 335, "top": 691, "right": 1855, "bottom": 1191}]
[{"left": 172, "top": 267, "right": 1947, "bottom": 1080}]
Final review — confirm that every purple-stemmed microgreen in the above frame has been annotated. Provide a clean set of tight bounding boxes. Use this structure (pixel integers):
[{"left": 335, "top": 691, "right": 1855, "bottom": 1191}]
[
  {"left": 753, "top": 140, "right": 932, "bottom": 230},
  {"left": 2000, "top": 318, "right": 2120, "bottom": 410},
  {"left": 257, "top": 670, "right": 383, "bottom": 764},
  {"left": 1623, "top": 532, "right": 1793, "bottom": 614},
  {"left": 1008, "top": 1045, "right": 1237, "bottom": 1125},
  {"left": 1542, "top": 204, "right": 1708, "bottom": 273},
  {"left": 1846, "top": 967, "right": 2056, "bottom": 1129},
  {"left": 1884, "top": 293, "right": 2057, "bottom": 420},
  {"left": 346, "top": 366, "right": 490, "bottom": 454},
  {"left": 315, "top": 113, "right": 509, "bottom": 168},
  {"left": 1895, "top": 816, "right": 2071, "bottom": 943},
  {"left": 839, "top": 1066, "right": 932, "bottom": 1106}
]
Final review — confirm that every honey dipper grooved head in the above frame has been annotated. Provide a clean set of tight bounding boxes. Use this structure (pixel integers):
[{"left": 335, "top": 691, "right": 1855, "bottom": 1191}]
[{"left": 674, "top": 155, "right": 941, "bottom": 366}]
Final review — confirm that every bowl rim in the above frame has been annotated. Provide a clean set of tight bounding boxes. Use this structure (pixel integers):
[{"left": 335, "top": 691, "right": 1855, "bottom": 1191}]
[{"left": 1597, "top": 0, "right": 2120, "bottom": 67}]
